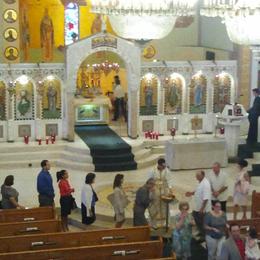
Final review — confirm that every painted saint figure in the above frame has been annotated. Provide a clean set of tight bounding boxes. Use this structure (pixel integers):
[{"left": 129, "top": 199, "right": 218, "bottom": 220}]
[
  {"left": 18, "top": 90, "right": 30, "bottom": 116},
  {"left": 167, "top": 82, "right": 180, "bottom": 108},
  {"left": 145, "top": 84, "right": 153, "bottom": 108},
  {"left": 47, "top": 84, "right": 57, "bottom": 112},
  {"left": 194, "top": 84, "right": 202, "bottom": 106},
  {"left": 21, "top": 13, "right": 30, "bottom": 61},
  {"left": 40, "top": 8, "right": 54, "bottom": 62}
]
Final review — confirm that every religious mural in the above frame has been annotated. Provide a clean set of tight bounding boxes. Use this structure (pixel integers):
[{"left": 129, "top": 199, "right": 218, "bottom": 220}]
[
  {"left": 42, "top": 78, "right": 61, "bottom": 119},
  {"left": 213, "top": 73, "right": 231, "bottom": 113},
  {"left": 0, "top": 82, "right": 6, "bottom": 121},
  {"left": 21, "top": 12, "right": 30, "bottom": 61},
  {"left": 4, "top": 47, "right": 19, "bottom": 61},
  {"left": 40, "top": 8, "right": 54, "bottom": 62},
  {"left": 15, "top": 78, "right": 34, "bottom": 120},
  {"left": 143, "top": 45, "right": 156, "bottom": 60},
  {"left": 189, "top": 73, "right": 207, "bottom": 114},
  {"left": 140, "top": 74, "right": 158, "bottom": 116},
  {"left": 3, "top": 9, "right": 17, "bottom": 23},
  {"left": 164, "top": 74, "right": 183, "bottom": 115},
  {"left": 4, "top": 28, "right": 17, "bottom": 42}
]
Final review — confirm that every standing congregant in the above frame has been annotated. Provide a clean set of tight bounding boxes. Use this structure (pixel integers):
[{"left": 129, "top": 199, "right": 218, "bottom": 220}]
[
  {"left": 186, "top": 170, "right": 211, "bottom": 240},
  {"left": 208, "top": 162, "right": 228, "bottom": 212},
  {"left": 37, "top": 160, "right": 55, "bottom": 207},
  {"left": 247, "top": 88, "right": 260, "bottom": 145}
]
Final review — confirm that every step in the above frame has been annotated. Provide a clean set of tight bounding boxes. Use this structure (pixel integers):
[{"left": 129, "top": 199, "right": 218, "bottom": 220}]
[
  {"left": 56, "top": 159, "right": 94, "bottom": 172},
  {"left": 91, "top": 147, "right": 132, "bottom": 156},
  {"left": 92, "top": 153, "right": 135, "bottom": 164},
  {"left": 0, "top": 151, "right": 61, "bottom": 161},
  {"left": 0, "top": 143, "right": 66, "bottom": 153},
  {"left": 95, "top": 161, "right": 137, "bottom": 172},
  {"left": 137, "top": 153, "right": 165, "bottom": 169},
  {"left": 151, "top": 145, "right": 165, "bottom": 153},
  {"left": 133, "top": 148, "right": 152, "bottom": 160},
  {"left": 253, "top": 152, "right": 260, "bottom": 160},
  {"left": 62, "top": 150, "right": 92, "bottom": 164},
  {"left": 65, "top": 145, "right": 91, "bottom": 155}
]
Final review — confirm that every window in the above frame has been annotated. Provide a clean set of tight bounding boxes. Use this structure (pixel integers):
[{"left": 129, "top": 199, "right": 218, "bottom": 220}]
[{"left": 65, "top": 2, "right": 79, "bottom": 45}]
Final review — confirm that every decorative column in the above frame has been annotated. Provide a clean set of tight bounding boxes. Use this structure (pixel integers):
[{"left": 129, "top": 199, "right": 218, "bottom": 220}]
[
  {"left": 250, "top": 47, "right": 260, "bottom": 106},
  {"left": 67, "top": 92, "right": 75, "bottom": 141},
  {"left": 2, "top": 0, "right": 20, "bottom": 63},
  {"left": 128, "top": 90, "right": 138, "bottom": 138},
  {"left": 7, "top": 85, "right": 15, "bottom": 142},
  {"left": 35, "top": 81, "right": 44, "bottom": 140}
]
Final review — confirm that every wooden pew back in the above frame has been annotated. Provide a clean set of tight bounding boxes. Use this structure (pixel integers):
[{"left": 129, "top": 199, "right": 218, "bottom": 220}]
[
  {"left": 0, "top": 239, "right": 163, "bottom": 260},
  {"left": 228, "top": 218, "right": 260, "bottom": 236},
  {"left": 0, "top": 207, "right": 55, "bottom": 223},
  {"left": 0, "top": 226, "right": 150, "bottom": 253},
  {"left": 251, "top": 190, "right": 260, "bottom": 218},
  {"left": 0, "top": 220, "right": 62, "bottom": 237}
]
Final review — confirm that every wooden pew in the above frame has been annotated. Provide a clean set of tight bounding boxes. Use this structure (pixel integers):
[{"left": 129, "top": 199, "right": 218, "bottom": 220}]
[
  {"left": 228, "top": 218, "right": 260, "bottom": 236},
  {"left": 0, "top": 239, "right": 163, "bottom": 260},
  {"left": 251, "top": 190, "right": 260, "bottom": 218},
  {"left": 0, "top": 226, "right": 150, "bottom": 253},
  {"left": 0, "top": 207, "right": 55, "bottom": 223},
  {"left": 0, "top": 220, "right": 62, "bottom": 237}
]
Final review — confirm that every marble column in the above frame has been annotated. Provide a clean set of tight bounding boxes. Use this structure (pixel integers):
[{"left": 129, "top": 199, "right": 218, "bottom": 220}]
[
  {"left": 250, "top": 47, "right": 260, "bottom": 106},
  {"left": 67, "top": 92, "right": 75, "bottom": 141},
  {"left": 128, "top": 90, "right": 138, "bottom": 138}
]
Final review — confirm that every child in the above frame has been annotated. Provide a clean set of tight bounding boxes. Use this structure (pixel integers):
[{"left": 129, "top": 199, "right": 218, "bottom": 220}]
[{"left": 245, "top": 227, "right": 260, "bottom": 260}]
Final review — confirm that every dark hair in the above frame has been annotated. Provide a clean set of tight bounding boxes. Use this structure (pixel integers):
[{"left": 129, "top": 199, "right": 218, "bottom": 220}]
[
  {"left": 229, "top": 223, "right": 240, "bottom": 231},
  {"left": 56, "top": 170, "right": 66, "bottom": 182},
  {"left": 113, "top": 174, "right": 124, "bottom": 189},
  {"left": 237, "top": 159, "right": 248, "bottom": 168},
  {"left": 157, "top": 158, "right": 166, "bottom": 166},
  {"left": 41, "top": 160, "right": 49, "bottom": 168},
  {"left": 115, "top": 77, "right": 120, "bottom": 85},
  {"left": 4, "top": 175, "right": 14, "bottom": 186},
  {"left": 252, "top": 88, "right": 260, "bottom": 94},
  {"left": 249, "top": 227, "right": 258, "bottom": 239},
  {"left": 213, "top": 200, "right": 221, "bottom": 206},
  {"left": 85, "top": 172, "right": 96, "bottom": 184}
]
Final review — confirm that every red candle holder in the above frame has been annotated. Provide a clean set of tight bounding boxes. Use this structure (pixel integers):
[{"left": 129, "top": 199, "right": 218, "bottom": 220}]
[
  {"left": 51, "top": 134, "right": 56, "bottom": 142},
  {"left": 38, "top": 139, "right": 42, "bottom": 145},
  {"left": 155, "top": 132, "right": 159, "bottom": 140},
  {"left": 219, "top": 128, "right": 225, "bottom": 135},
  {"left": 24, "top": 135, "right": 29, "bottom": 144},
  {"left": 46, "top": 138, "right": 49, "bottom": 145},
  {"left": 170, "top": 128, "right": 176, "bottom": 137}
]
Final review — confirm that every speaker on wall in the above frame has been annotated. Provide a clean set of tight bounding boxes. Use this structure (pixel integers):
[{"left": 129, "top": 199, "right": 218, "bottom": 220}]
[{"left": 206, "top": 51, "right": 215, "bottom": 61}]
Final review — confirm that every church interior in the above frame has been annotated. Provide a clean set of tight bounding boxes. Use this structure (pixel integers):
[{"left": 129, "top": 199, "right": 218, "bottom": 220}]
[{"left": 0, "top": 0, "right": 260, "bottom": 259}]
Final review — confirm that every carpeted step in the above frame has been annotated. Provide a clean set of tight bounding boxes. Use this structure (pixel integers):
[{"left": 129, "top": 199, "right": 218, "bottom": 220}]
[
  {"left": 75, "top": 125, "right": 137, "bottom": 172},
  {"left": 92, "top": 153, "right": 135, "bottom": 164},
  {"left": 95, "top": 161, "right": 137, "bottom": 172},
  {"left": 238, "top": 143, "right": 260, "bottom": 159},
  {"left": 90, "top": 147, "right": 132, "bottom": 156}
]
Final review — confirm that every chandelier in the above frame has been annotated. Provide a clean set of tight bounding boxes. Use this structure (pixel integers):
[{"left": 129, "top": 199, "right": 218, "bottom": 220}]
[
  {"left": 91, "top": 0, "right": 198, "bottom": 40},
  {"left": 90, "top": 60, "right": 120, "bottom": 75},
  {"left": 200, "top": 0, "right": 260, "bottom": 45}
]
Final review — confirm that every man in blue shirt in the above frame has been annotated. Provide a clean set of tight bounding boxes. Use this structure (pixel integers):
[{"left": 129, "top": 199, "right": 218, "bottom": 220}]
[{"left": 37, "top": 160, "right": 55, "bottom": 207}]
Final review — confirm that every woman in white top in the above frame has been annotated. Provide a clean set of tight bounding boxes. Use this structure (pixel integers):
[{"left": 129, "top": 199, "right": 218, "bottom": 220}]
[
  {"left": 111, "top": 174, "right": 129, "bottom": 228},
  {"left": 245, "top": 227, "right": 260, "bottom": 260},
  {"left": 233, "top": 159, "right": 250, "bottom": 220},
  {"left": 81, "top": 172, "right": 98, "bottom": 225}
]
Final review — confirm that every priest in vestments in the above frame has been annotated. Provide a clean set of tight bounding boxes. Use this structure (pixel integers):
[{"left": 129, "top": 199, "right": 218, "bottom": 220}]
[{"left": 247, "top": 88, "right": 260, "bottom": 145}]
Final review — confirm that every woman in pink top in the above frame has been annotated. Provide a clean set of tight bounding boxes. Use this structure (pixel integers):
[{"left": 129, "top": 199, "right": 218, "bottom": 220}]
[
  {"left": 57, "top": 170, "right": 74, "bottom": 231},
  {"left": 233, "top": 159, "right": 250, "bottom": 220}
]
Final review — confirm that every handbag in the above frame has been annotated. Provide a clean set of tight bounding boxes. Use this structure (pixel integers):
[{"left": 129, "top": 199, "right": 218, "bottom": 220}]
[{"left": 71, "top": 196, "right": 77, "bottom": 210}]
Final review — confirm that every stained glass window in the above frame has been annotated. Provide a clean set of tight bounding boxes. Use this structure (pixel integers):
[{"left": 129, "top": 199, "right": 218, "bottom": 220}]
[{"left": 65, "top": 2, "right": 79, "bottom": 45}]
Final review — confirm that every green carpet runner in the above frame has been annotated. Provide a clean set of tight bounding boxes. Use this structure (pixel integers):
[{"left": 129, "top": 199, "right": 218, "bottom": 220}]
[{"left": 75, "top": 125, "right": 137, "bottom": 172}]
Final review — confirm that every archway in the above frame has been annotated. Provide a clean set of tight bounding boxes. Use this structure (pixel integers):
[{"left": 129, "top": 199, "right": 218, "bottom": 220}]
[{"left": 66, "top": 33, "right": 141, "bottom": 141}]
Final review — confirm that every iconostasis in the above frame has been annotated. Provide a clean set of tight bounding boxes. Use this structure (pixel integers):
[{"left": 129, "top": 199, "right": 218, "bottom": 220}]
[{"left": 139, "top": 61, "right": 236, "bottom": 135}]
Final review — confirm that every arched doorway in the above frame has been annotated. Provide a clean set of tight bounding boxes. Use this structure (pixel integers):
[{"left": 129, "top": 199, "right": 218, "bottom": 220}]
[{"left": 66, "top": 33, "right": 141, "bottom": 141}]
